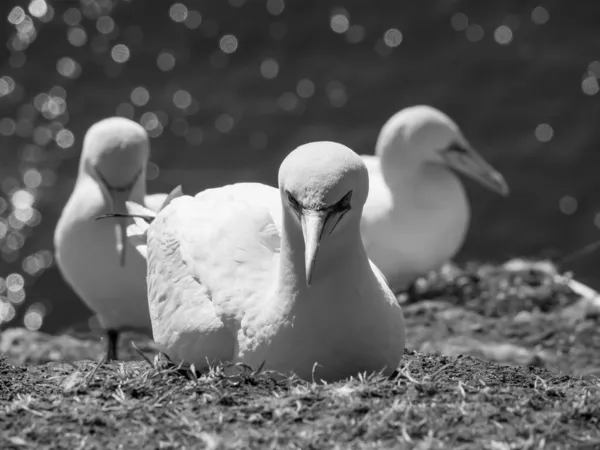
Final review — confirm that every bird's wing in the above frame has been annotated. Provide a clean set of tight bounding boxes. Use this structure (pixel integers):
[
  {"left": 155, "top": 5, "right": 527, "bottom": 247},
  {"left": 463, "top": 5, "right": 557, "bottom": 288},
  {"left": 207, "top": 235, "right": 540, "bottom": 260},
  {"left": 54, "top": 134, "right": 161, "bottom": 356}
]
[
  {"left": 144, "top": 192, "right": 169, "bottom": 212},
  {"left": 148, "top": 183, "right": 282, "bottom": 344}
]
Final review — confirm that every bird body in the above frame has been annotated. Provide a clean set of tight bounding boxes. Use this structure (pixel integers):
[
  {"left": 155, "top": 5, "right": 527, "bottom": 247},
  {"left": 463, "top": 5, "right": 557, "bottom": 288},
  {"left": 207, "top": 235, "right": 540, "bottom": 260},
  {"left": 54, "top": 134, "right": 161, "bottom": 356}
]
[
  {"left": 54, "top": 117, "right": 166, "bottom": 359},
  {"left": 360, "top": 106, "right": 508, "bottom": 292},
  {"left": 139, "top": 143, "right": 405, "bottom": 382}
]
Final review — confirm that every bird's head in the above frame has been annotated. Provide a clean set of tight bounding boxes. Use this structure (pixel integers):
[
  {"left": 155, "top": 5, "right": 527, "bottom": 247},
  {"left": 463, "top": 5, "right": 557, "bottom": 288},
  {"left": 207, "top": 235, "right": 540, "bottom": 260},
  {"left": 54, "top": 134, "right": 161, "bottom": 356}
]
[
  {"left": 375, "top": 105, "right": 509, "bottom": 196},
  {"left": 81, "top": 117, "right": 150, "bottom": 266},
  {"left": 278, "top": 141, "right": 369, "bottom": 287}
]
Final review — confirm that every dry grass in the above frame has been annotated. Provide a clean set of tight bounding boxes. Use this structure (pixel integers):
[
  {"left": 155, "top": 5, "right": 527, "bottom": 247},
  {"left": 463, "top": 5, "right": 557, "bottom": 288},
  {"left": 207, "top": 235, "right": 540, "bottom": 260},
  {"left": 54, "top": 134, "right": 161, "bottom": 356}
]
[
  {"left": 2, "top": 259, "right": 600, "bottom": 449},
  {"left": 2, "top": 351, "right": 600, "bottom": 449}
]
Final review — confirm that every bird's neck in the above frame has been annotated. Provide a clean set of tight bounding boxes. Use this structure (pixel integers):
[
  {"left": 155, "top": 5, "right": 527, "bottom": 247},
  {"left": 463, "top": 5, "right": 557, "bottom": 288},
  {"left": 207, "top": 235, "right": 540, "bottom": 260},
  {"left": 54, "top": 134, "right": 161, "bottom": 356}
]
[
  {"left": 276, "top": 213, "right": 371, "bottom": 304},
  {"left": 379, "top": 156, "right": 463, "bottom": 206}
]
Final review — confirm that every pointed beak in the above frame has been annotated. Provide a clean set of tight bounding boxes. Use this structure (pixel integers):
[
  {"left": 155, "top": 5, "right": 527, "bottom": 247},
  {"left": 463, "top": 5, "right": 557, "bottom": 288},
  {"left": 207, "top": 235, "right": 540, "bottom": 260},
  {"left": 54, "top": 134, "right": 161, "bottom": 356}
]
[
  {"left": 443, "top": 145, "right": 509, "bottom": 196},
  {"left": 301, "top": 210, "right": 329, "bottom": 287}
]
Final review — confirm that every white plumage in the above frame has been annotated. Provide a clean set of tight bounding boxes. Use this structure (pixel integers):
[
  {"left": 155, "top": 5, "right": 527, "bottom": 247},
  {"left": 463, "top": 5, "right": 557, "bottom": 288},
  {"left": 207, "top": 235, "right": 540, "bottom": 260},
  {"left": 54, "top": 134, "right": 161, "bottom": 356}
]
[
  {"left": 131, "top": 142, "right": 405, "bottom": 382},
  {"left": 54, "top": 117, "right": 167, "bottom": 359},
  {"left": 360, "top": 106, "right": 509, "bottom": 292}
]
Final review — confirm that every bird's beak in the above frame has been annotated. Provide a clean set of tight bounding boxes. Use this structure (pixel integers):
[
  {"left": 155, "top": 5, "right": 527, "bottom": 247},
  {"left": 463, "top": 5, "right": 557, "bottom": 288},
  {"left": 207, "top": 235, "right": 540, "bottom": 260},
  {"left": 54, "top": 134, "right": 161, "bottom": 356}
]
[
  {"left": 98, "top": 183, "right": 132, "bottom": 267},
  {"left": 442, "top": 145, "right": 509, "bottom": 196},
  {"left": 301, "top": 210, "right": 329, "bottom": 287}
]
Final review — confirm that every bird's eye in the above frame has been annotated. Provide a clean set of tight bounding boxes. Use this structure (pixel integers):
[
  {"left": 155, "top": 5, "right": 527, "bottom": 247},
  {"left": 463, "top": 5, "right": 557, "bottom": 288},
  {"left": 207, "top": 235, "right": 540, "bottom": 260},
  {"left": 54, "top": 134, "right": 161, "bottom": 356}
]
[
  {"left": 286, "top": 191, "right": 301, "bottom": 210},
  {"left": 337, "top": 190, "right": 353, "bottom": 211},
  {"left": 446, "top": 142, "right": 469, "bottom": 155}
]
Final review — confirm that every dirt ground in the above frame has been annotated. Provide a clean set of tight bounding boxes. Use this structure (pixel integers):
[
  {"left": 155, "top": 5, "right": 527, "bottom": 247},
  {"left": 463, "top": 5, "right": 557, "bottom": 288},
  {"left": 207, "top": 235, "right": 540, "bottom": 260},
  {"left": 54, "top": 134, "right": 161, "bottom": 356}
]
[{"left": 1, "top": 260, "right": 600, "bottom": 448}]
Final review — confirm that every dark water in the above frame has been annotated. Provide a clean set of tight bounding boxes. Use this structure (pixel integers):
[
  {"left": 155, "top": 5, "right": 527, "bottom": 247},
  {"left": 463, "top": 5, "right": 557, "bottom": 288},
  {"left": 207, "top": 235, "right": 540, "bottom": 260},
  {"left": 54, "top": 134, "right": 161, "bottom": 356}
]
[{"left": 1, "top": 0, "right": 599, "bottom": 333}]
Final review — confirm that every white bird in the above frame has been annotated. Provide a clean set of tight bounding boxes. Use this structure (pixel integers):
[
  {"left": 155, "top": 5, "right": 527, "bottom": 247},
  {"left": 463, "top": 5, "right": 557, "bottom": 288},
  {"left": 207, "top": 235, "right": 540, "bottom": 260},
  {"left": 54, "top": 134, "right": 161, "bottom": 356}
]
[
  {"left": 360, "top": 105, "right": 509, "bottom": 293},
  {"left": 122, "top": 142, "right": 405, "bottom": 382},
  {"left": 54, "top": 117, "right": 169, "bottom": 360}
]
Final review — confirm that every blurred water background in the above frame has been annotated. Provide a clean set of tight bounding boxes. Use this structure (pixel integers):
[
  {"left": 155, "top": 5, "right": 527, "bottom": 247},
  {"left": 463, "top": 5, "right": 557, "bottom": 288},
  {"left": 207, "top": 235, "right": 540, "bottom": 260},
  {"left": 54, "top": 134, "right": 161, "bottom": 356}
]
[{"left": 0, "top": 0, "right": 599, "bottom": 334}]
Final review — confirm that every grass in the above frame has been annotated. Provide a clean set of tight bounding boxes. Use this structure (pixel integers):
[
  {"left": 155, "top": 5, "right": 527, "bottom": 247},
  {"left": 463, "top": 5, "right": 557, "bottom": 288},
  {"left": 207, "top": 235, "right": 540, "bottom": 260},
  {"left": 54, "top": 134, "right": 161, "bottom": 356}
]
[{"left": 2, "top": 259, "right": 600, "bottom": 449}]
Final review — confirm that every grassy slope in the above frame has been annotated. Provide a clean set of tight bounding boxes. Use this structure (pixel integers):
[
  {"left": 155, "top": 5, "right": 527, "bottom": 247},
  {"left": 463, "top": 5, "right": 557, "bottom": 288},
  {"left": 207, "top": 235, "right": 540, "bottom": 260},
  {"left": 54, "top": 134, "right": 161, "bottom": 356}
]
[
  {"left": 1, "top": 352, "right": 599, "bottom": 449},
  {"left": 2, "top": 260, "right": 600, "bottom": 448}
]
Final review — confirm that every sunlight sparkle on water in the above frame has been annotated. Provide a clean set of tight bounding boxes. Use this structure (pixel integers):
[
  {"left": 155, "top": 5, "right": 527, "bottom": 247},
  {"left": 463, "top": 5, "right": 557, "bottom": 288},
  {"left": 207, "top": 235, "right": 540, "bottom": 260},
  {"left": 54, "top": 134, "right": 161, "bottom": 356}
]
[
  {"left": 494, "top": 25, "right": 513, "bottom": 45},
  {"left": 169, "top": 3, "right": 188, "bottom": 23},
  {"left": 330, "top": 11, "right": 350, "bottom": 34},
  {"left": 535, "top": 124, "right": 553, "bottom": 142},
  {"left": 220, "top": 35, "right": 239, "bottom": 54},
  {"left": 260, "top": 58, "right": 279, "bottom": 79},
  {"left": 559, "top": 196, "right": 578, "bottom": 215}
]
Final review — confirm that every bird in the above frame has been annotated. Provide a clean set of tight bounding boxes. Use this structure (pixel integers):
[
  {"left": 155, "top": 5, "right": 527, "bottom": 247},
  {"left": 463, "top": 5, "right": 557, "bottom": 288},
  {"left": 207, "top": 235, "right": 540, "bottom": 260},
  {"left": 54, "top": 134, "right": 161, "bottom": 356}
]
[
  {"left": 120, "top": 142, "right": 405, "bottom": 382},
  {"left": 54, "top": 117, "right": 170, "bottom": 361},
  {"left": 360, "top": 105, "right": 509, "bottom": 293}
]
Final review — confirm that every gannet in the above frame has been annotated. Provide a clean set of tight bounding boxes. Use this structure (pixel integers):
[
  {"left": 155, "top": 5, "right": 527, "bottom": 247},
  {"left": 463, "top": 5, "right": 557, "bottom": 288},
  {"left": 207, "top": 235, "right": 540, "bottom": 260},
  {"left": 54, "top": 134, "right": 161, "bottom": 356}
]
[
  {"left": 54, "top": 117, "right": 168, "bottom": 360},
  {"left": 123, "top": 142, "right": 405, "bottom": 382},
  {"left": 360, "top": 105, "right": 509, "bottom": 293}
]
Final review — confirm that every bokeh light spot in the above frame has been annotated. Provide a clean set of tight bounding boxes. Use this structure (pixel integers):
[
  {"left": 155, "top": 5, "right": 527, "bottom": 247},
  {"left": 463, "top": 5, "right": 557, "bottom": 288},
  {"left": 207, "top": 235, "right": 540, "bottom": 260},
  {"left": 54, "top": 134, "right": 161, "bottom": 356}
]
[
  {"left": 260, "top": 58, "right": 279, "bottom": 79},
  {"left": 23, "top": 169, "right": 42, "bottom": 189},
  {"left": 24, "top": 303, "right": 45, "bottom": 331},
  {"left": 96, "top": 15, "right": 115, "bottom": 34},
  {"left": 383, "top": 28, "right": 402, "bottom": 47},
  {"left": 63, "top": 7, "right": 81, "bottom": 26},
  {"left": 0, "top": 77, "right": 16, "bottom": 97},
  {"left": 8, "top": 7, "right": 26, "bottom": 25},
  {"left": 111, "top": 44, "right": 130, "bottom": 63},
  {"left": 346, "top": 24, "right": 365, "bottom": 43},
  {"left": 531, "top": 6, "right": 550, "bottom": 25},
  {"left": 220, "top": 34, "right": 238, "bottom": 54},
  {"left": 559, "top": 196, "right": 577, "bottom": 215},
  {"left": 184, "top": 10, "right": 202, "bottom": 29},
  {"left": 57, "top": 57, "right": 81, "bottom": 79},
  {"left": 140, "top": 112, "right": 159, "bottom": 131},
  {"left": 278, "top": 92, "right": 299, "bottom": 112},
  {"left": 588, "top": 61, "right": 600, "bottom": 77},
  {"left": 131, "top": 86, "right": 150, "bottom": 106},
  {"left": 67, "top": 27, "right": 87, "bottom": 47},
  {"left": 451, "top": 13, "right": 468, "bottom": 31},
  {"left": 215, "top": 114, "right": 234, "bottom": 133},
  {"left": 6, "top": 273, "right": 25, "bottom": 292},
  {"left": 28, "top": 0, "right": 48, "bottom": 19},
  {"left": 0, "top": 118, "right": 16, "bottom": 136},
  {"left": 116, "top": 102, "right": 135, "bottom": 118},
  {"left": 330, "top": 13, "right": 349, "bottom": 34},
  {"left": 296, "top": 79, "right": 315, "bottom": 99},
  {"left": 157, "top": 52, "right": 176, "bottom": 71},
  {"left": 173, "top": 90, "right": 192, "bottom": 109},
  {"left": 266, "top": 0, "right": 285, "bottom": 16},
  {"left": 582, "top": 76, "right": 599, "bottom": 96},
  {"left": 169, "top": 3, "right": 188, "bottom": 22},
  {"left": 56, "top": 129, "right": 75, "bottom": 148},
  {"left": 535, "top": 123, "right": 553, "bottom": 142},
  {"left": 494, "top": 25, "right": 513, "bottom": 45},
  {"left": 326, "top": 81, "right": 348, "bottom": 107},
  {"left": 466, "top": 24, "right": 484, "bottom": 42},
  {"left": 0, "top": 301, "right": 16, "bottom": 324},
  {"left": 147, "top": 162, "right": 159, "bottom": 181}
]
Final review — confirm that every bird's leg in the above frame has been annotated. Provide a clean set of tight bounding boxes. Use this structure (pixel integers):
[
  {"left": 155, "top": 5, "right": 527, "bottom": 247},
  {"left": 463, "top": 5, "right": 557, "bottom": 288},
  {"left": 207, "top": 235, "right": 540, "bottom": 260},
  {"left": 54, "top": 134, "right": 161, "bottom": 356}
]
[{"left": 105, "top": 329, "right": 119, "bottom": 361}]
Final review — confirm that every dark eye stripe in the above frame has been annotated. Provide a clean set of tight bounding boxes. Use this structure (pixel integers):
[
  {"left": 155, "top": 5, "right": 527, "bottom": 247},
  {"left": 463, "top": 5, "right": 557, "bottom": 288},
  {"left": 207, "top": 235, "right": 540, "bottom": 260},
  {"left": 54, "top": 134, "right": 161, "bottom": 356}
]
[
  {"left": 286, "top": 191, "right": 301, "bottom": 211},
  {"left": 446, "top": 142, "right": 468, "bottom": 154}
]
